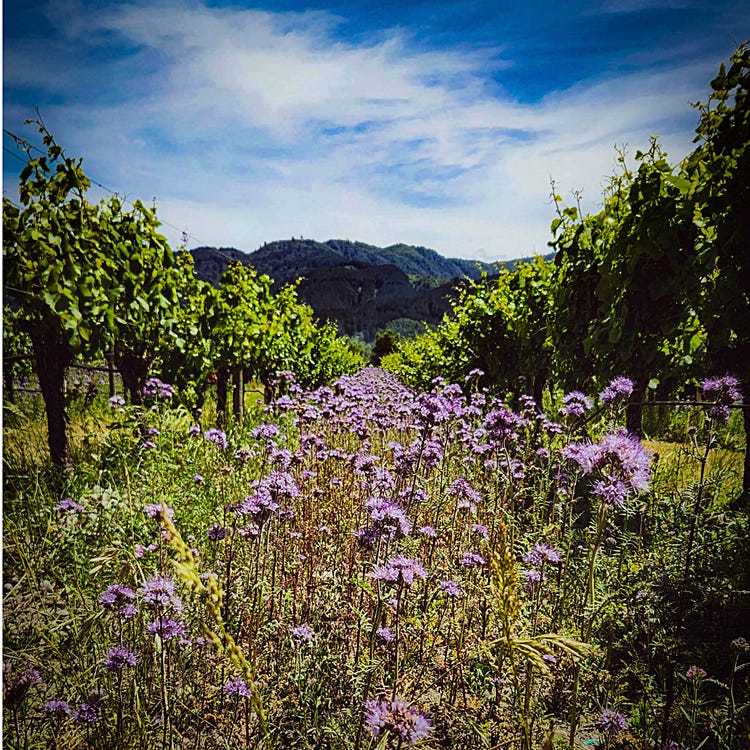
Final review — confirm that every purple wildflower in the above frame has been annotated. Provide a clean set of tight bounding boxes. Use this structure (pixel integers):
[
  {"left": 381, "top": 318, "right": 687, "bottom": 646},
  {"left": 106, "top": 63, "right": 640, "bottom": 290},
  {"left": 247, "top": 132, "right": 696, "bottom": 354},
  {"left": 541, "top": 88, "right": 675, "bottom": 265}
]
[
  {"left": 472, "top": 523, "right": 489, "bottom": 540},
  {"left": 418, "top": 525, "right": 437, "bottom": 538},
  {"left": 44, "top": 699, "right": 71, "bottom": 715},
  {"left": 364, "top": 697, "right": 432, "bottom": 747},
  {"left": 99, "top": 584, "right": 137, "bottom": 618},
  {"left": 483, "top": 406, "right": 524, "bottom": 446},
  {"left": 224, "top": 677, "right": 251, "bottom": 698},
  {"left": 562, "top": 429, "right": 651, "bottom": 507},
  {"left": 102, "top": 646, "right": 138, "bottom": 672},
  {"left": 207, "top": 524, "right": 227, "bottom": 542},
  {"left": 55, "top": 498, "right": 84, "bottom": 513},
  {"left": 143, "top": 377, "right": 175, "bottom": 398},
  {"left": 685, "top": 665, "right": 707, "bottom": 680},
  {"left": 560, "top": 391, "right": 592, "bottom": 418},
  {"left": 460, "top": 551, "right": 487, "bottom": 568},
  {"left": 439, "top": 579, "right": 463, "bottom": 598},
  {"left": 139, "top": 576, "right": 183, "bottom": 612},
  {"left": 523, "top": 568, "right": 543, "bottom": 592},
  {"left": 371, "top": 555, "right": 427, "bottom": 587},
  {"left": 376, "top": 627, "right": 395, "bottom": 643},
  {"left": 366, "top": 497, "right": 413, "bottom": 539},
  {"left": 72, "top": 692, "right": 104, "bottom": 723},
  {"left": 108, "top": 395, "right": 125, "bottom": 408},
  {"left": 595, "top": 708, "right": 627, "bottom": 735},
  {"left": 134, "top": 543, "right": 157, "bottom": 559},
  {"left": 192, "top": 474, "right": 205, "bottom": 485},
  {"left": 188, "top": 425, "right": 201, "bottom": 437},
  {"left": 524, "top": 543, "right": 562, "bottom": 567},
  {"left": 204, "top": 427, "right": 228, "bottom": 450},
  {"left": 599, "top": 376, "right": 634, "bottom": 405},
  {"left": 144, "top": 503, "right": 174, "bottom": 522},
  {"left": 290, "top": 624, "right": 315, "bottom": 646},
  {"left": 702, "top": 374, "right": 742, "bottom": 423},
  {"left": 146, "top": 617, "right": 187, "bottom": 641},
  {"left": 141, "top": 440, "right": 156, "bottom": 449}
]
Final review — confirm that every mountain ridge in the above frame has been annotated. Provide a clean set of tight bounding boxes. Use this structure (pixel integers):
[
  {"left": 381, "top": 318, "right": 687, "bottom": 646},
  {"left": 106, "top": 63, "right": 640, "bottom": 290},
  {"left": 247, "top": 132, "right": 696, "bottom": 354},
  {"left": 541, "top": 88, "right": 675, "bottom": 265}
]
[{"left": 188, "top": 238, "right": 551, "bottom": 341}]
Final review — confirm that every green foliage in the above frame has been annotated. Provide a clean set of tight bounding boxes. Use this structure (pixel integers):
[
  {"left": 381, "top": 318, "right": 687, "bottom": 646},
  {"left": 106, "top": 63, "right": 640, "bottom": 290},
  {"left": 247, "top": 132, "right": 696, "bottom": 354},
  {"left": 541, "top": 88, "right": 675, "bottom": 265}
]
[{"left": 383, "top": 258, "right": 554, "bottom": 400}]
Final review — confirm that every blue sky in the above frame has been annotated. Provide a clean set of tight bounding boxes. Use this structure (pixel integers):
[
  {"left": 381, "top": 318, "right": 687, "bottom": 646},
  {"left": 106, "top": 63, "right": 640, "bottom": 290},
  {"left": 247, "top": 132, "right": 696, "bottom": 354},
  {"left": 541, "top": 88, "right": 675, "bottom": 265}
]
[{"left": 3, "top": 0, "right": 748, "bottom": 261}]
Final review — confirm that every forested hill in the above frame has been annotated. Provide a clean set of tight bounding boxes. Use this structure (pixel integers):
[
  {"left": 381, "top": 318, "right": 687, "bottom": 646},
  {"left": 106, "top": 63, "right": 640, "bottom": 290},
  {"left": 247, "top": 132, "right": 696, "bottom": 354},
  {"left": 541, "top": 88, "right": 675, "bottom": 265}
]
[
  {"left": 188, "top": 239, "right": 552, "bottom": 341},
  {"left": 189, "top": 238, "right": 506, "bottom": 286}
]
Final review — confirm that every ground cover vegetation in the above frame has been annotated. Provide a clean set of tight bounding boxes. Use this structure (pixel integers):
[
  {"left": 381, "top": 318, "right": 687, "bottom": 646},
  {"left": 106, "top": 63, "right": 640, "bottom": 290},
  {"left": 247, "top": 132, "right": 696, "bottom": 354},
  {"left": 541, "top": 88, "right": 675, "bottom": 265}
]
[{"left": 2, "top": 45, "right": 749, "bottom": 750}]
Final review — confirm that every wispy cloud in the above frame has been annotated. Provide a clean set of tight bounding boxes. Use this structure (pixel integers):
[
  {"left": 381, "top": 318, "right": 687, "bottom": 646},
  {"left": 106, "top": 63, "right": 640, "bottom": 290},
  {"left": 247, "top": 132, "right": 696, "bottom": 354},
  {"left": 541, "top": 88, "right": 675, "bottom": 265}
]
[{"left": 3, "top": 0, "right": 739, "bottom": 259}]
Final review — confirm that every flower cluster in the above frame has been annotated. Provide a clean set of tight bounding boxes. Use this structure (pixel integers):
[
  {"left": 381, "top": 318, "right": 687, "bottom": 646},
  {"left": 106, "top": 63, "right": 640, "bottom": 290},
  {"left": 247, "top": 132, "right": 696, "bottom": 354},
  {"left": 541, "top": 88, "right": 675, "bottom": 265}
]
[{"left": 364, "top": 697, "right": 432, "bottom": 746}]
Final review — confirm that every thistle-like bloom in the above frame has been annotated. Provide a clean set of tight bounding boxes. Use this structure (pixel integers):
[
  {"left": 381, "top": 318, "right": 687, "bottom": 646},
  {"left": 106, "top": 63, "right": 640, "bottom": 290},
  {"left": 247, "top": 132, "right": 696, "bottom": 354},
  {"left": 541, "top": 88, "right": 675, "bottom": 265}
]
[
  {"left": 139, "top": 576, "right": 183, "bottom": 612},
  {"left": 44, "top": 699, "right": 71, "bottom": 715},
  {"left": 146, "top": 616, "right": 187, "bottom": 641},
  {"left": 204, "top": 427, "right": 228, "bottom": 449},
  {"left": 364, "top": 697, "right": 432, "bottom": 746},
  {"left": 595, "top": 708, "right": 627, "bottom": 735},
  {"left": 224, "top": 677, "right": 251, "bottom": 698},
  {"left": 460, "top": 551, "right": 487, "bottom": 568},
  {"left": 371, "top": 555, "right": 427, "bottom": 587},
  {"left": 702, "top": 374, "right": 742, "bottom": 422},
  {"left": 102, "top": 646, "right": 138, "bottom": 672},
  {"left": 72, "top": 692, "right": 104, "bottom": 723},
  {"left": 524, "top": 543, "right": 562, "bottom": 567},
  {"left": 108, "top": 395, "right": 125, "bottom": 408},
  {"left": 55, "top": 498, "right": 84, "bottom": 513},
  {"left": 562, "top": 429, "right": 650, "bottom": 507},
  {"left": 560, "top": 391, "right": 592, "bottom": 418},
  {"left": 599, "top": 376, "right": 634, "bottom": 405},
  {"left": 290, "top": 624, "right": 315, "bottom": 646},
  {"left": 439, "top": 579, "right": 463, "bottom": 598},
  {"left": 99, "top": 583, "right": 137, "bottom": 618}
]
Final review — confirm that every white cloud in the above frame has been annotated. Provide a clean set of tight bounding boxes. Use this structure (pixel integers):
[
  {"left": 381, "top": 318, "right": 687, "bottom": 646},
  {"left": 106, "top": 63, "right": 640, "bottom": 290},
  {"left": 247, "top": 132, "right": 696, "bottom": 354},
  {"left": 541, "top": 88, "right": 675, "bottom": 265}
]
[{"left": 3, "top": 0, "right": 722, "bottom": 260}]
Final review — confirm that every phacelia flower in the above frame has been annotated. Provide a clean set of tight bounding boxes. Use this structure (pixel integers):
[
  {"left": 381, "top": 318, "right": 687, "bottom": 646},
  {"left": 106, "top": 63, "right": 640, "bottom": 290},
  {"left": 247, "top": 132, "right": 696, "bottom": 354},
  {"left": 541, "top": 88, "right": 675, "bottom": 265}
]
[
  {"left": 595, "top": 707, "right": 627, "bottom": 735},
  {"left": 702, "top": 374, "right": 742, "bottom": 423},
  {"left": 685, "top": 665, "right": 707, "bottom": 680},
  {"left": 207, "top": 524, "right": 227, "bottom": 542},
  {"left": 460, "top": 551, "right": 487, "bottom": 568},
  {"left": 108, "top": 395, "right": 125, "bottom": 408},
  {"left": 224, "top": 677, "right": 251, "bottom": 698},
  {"left": 102, "top": 646, "right": 138, "bottom": 672},
  {"left": 599, "top": 376, "right": 634, "bottom": 405},
  {"left": 55, "top": 498, "right": 84, "bottom": 513},
  {"left": 371, "top": 555, "right": 427, "bottom": 587},
  {"left": 99, "top": 583, "right": 137, "bottom": 618},
  {"left": 72, "top": 692, "right": 104, "bottom": 723},
  {"left": 524, "top": 543, "right": 562, "bottom": 567},
  {"left": 376, "top": 627, "right": 395, "bottom": 643},
  {"left": 364, "top": 697, "right": 432, "bottom": 747},
  {"left": 439, "top": 579, "right": 463, "bottom": 598},
  {"left": 562, "top": 429, "right": 651, "bottom": 507},
  {"left": 560, "top": 391, "right": 592, "bottom": 418},
  {"left": 204, "top": 427, "right": 228, "bottom": 449},
  {"left": 139, "top": 576, "right": 183, "bottom": 612},
  {"left": 44, "top": 699, "right": 71, "bottom": 715},
  {"left": 146, "top": 617, "right": 187, "bottom": 641},
  {"left": 290, "top": 624, "right": 315, "bottom": 646},
  {"left": 144, "top": 503, "right": 174, "bottom": 522}
]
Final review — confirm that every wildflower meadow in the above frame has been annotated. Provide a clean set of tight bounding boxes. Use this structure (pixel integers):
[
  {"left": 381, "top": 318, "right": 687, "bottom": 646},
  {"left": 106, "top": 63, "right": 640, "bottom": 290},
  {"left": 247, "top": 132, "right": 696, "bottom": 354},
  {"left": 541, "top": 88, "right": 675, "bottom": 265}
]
[{"left": 3, "top": 367, "right": 748, "bottom": 749}]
